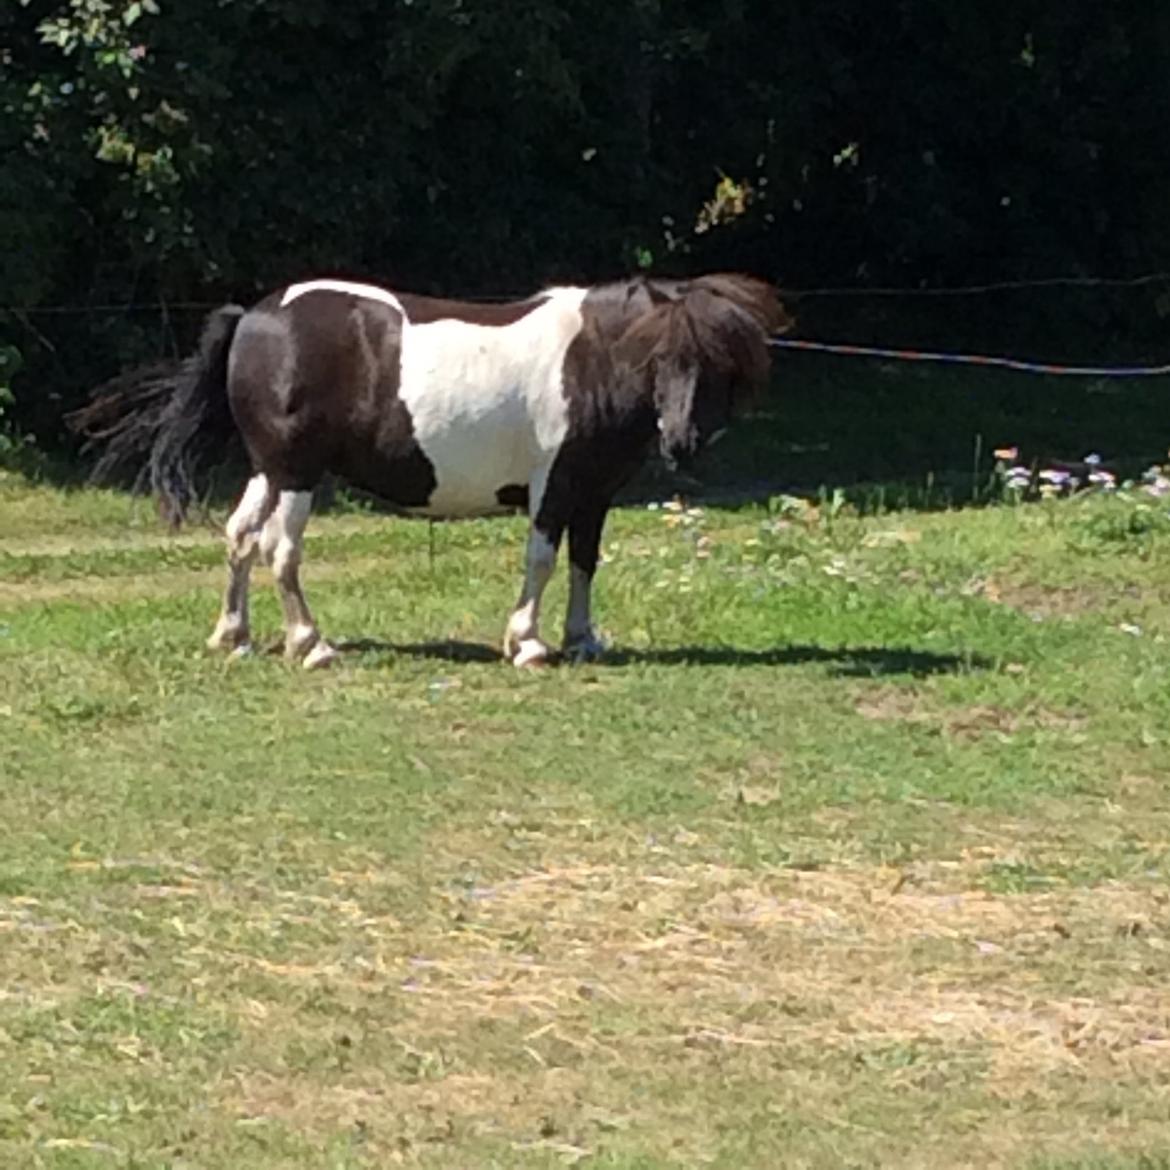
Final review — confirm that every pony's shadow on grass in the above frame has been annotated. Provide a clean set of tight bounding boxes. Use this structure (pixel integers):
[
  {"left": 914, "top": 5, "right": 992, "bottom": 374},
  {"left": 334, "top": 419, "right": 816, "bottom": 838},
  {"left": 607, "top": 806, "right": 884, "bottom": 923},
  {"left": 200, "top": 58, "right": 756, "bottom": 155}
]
[
  {"left": 603, "top": 644, "right": 987, "bottom": 677},
  {"left": 335, "top": 638, "right": 987, "bottom": 678},
  {"left": 337, "top": 638, "right": 502, "bottom": 664}
]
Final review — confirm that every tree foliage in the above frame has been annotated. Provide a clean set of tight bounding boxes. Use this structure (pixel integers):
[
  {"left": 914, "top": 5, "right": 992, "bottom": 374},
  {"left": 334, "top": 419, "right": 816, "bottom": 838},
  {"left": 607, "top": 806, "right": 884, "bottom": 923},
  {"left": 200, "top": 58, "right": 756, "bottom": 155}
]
[{"left": 4, "top": 1, "right": 1170, "bottom": 448}]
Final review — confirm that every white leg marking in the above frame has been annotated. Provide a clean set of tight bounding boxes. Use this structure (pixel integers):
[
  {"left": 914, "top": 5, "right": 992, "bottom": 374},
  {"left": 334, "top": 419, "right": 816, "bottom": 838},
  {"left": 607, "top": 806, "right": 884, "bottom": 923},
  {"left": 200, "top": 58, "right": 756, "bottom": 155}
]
[
  {"left": 565, "top": 563, "right": 593, "bottom": 642},
  {"left": 302, "top": 640, "right": 339, "bottom": 671},
  {"left": 527, "top": 464, "right": 552, "bottom": 525},
  {"left": 258, "top": 508, "right": 282, "bottom": 567},
  {"left": 226, "top": 474, "right": 274, "bottom": 544},
  {"left": 503, "top": 527, "right": 557, "bottom": 666},
  {"left": 268, "top": 492, "right": 313, "bottom": 579},
  {"left": 207, "top": 614, "right": 250, "bottom": 653},
  {"left": 266, "top": 490, "right": 333, "bottom": 662},
  {"left": 563, "top": 564, "right": 605, "bottom": 661},
  {"left": 513, "top": 638, "right": 552, "bottom": 669},
  {"left": 208, "top": 475, "right": 274, "bottom": 653}
]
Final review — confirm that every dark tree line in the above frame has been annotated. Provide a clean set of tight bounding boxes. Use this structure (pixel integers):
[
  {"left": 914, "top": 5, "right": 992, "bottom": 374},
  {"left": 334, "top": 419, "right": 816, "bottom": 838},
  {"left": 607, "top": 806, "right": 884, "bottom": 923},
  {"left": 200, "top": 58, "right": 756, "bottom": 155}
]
[{"left": 3, "top": 1, "right": 1169, "bottom": 452}]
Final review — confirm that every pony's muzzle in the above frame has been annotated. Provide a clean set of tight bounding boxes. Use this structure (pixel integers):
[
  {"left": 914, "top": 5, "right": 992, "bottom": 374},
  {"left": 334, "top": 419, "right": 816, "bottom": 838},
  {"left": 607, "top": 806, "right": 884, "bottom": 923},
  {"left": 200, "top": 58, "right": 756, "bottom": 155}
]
[{"left": 660, "top": 437, "right": 698, "bottom": 472}]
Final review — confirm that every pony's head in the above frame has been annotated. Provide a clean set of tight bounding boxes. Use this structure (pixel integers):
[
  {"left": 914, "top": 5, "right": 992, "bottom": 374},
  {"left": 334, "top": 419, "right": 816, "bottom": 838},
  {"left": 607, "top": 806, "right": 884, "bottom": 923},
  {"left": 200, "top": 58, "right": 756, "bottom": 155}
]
[{"left": 617, "top": 274, "right": 791, "bottom": 470}]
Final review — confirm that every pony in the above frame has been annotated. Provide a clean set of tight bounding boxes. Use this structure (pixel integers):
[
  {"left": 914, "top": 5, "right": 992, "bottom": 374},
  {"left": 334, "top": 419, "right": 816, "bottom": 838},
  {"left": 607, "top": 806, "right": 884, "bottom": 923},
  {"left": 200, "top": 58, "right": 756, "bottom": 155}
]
[{"left": 70, "top": 273, "right": 790, "bottom": 667}]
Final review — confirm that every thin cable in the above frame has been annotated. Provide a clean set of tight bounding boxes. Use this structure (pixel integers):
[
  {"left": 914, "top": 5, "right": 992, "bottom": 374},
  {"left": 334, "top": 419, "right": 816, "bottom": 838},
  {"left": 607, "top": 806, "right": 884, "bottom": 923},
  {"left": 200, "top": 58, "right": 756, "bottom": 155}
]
[
  {"left": 0, "top": 301, "right": 221, "bottom": 316},
  {"left": 7, "top": 268, "right": 1170, "bottom": 315},
  {"left": 781, "top": 271, "right": 1170, "bottom": 299},
  {"left": 770, "top": 337, "right": 1170, "bottom": 378}
]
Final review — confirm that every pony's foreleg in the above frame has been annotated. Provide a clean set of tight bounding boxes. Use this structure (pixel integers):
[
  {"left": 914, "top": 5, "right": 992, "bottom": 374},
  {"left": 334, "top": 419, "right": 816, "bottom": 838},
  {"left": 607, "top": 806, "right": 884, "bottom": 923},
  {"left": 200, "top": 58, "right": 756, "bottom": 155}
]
[
  {"left": 262, "top": 489, "right": 337, "bottom": 669},
  {"left": 208, "top": 474, "right": 276, "bottom": 654},
  {"left": 503, "top": 523, "right": 563, "bottom": 668},
  {"left": 563, "top": 501, "right": 609, "bottom": 662}
]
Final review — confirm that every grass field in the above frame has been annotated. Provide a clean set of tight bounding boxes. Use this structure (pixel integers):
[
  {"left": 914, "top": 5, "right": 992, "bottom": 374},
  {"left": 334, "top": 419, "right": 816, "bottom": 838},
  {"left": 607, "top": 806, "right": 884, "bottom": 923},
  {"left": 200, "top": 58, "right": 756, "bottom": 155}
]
[{"left": 3, "top": 463, "right": 1170, "bottom": 1169}]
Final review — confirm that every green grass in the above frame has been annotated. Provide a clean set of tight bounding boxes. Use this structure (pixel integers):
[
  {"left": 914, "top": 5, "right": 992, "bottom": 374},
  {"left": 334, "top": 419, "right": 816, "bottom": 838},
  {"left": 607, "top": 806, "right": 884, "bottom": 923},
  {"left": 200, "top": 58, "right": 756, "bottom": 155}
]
[{"left": 3, "top": 466, "right": 1170, "bottom": 1168}]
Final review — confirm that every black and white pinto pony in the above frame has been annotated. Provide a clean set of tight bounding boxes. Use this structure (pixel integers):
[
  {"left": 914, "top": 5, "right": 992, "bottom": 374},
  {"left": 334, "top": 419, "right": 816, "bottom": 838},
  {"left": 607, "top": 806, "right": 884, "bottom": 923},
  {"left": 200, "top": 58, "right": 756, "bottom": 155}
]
[{"left": 72, "top": 273, "right": 790, "bottom": 668}]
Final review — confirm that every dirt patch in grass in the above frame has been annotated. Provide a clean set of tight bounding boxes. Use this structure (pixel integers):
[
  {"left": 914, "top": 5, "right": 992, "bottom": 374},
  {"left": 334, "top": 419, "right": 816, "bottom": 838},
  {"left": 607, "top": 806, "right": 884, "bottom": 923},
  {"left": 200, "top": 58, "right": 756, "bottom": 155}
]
[
  {"left": 855, "top": 687, "right": 1088, "bottom": 740},
  {"left": 987, "top": 576, "right": 1145, "bottom": 621}
]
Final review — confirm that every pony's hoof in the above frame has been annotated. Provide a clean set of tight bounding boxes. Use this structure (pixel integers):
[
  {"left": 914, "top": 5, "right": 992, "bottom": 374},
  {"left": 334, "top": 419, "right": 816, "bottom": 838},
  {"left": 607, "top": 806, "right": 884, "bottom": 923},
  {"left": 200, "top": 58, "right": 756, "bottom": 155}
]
[
  {"left": 284, "top": 624, "right": 321, "bottom": 663},
  {"left": 563, "top": 632, "right": 606, "bottom": 663},
  {"left": 512, "top": 638, "right": 551, "bottom": 669},
  {"left": 227, "top": 642, "right": 255, "bottom": 660},
  {"left": 302, "top": 640, "right": 338, "bottom": 670},
  {"left": 207, "top": 620, "right": 249, "bottom": 652}
]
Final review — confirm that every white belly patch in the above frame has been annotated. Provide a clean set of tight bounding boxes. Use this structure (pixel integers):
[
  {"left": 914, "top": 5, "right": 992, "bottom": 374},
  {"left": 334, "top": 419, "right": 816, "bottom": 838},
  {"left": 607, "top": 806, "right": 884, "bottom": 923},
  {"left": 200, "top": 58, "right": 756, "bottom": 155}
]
[{"left": 401, "top": 289, "right": 587, "bottom": 518}]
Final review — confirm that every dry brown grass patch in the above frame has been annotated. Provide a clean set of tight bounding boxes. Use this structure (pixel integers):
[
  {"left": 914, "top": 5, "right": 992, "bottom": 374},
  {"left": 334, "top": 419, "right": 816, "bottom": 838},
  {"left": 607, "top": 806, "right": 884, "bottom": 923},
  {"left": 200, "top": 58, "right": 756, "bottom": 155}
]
[
  {"left": 989, "top": 576, "right": 1143, "bottom": 621},
  {"left": 5, "top": 847, "right": 1170, "bottom": 1164},
  {"left": 176, "top": 853, "right": 1170, "bottom": 1161},
  {"left": 303, "top": 859, "right": 1168, "bottom": 1056},
  {"left": 855, "top": 687, "right": 1087, "bottom": 740}
]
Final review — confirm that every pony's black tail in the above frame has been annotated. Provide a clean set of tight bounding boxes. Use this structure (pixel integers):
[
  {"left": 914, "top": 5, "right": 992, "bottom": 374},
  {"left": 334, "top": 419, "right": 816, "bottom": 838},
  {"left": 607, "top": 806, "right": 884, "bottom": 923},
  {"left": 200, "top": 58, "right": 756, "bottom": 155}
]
[{"left": 69, "top": 304, "right": 245, "bottom": 527}]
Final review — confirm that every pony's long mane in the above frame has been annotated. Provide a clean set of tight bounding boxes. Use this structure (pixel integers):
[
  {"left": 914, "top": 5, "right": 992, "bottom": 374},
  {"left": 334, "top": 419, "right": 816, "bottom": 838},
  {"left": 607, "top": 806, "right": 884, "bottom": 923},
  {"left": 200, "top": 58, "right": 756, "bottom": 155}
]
[
  {"left": 685, "top": 273, "right": 792, "bottom": 337},
  {"left": 618, "top": 272, "right": 791, "bottom": 399}
]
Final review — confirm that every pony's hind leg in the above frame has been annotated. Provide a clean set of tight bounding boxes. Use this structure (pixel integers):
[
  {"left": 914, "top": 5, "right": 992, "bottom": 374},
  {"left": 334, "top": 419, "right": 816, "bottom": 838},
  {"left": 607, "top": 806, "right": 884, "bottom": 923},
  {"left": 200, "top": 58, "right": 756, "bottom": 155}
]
[
  {"left": 208, "top": 474, "right": 275, "bottom": 654},
  {"left": 263, "top": 489, "right": 337, "bottom": 669}
]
